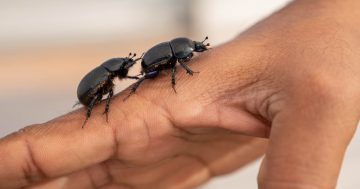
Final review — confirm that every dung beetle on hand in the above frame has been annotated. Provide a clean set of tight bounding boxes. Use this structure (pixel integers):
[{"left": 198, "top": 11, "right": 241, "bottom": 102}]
[
  {"left": 77, "top": 53, "right": 141, "bottom": 128},
  {"left": 126, "top": 36, "right": 210, "bottom": 98}
]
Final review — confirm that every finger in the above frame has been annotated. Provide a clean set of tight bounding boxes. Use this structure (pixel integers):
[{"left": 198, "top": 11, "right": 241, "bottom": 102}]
[
  {"left": 28, "top": 163, "right": 110, "bottom": 189},
  {"left": 64, "top": 137, "right": 266, "bottom": 189},
  {"left": 258, "top": 88, "right": 359, "bottom": 188},
  {"left": 0, "top": 107, "right": 120, "bottom": 189},
  {"left": 31, "top": 135, "right": 267, "bottom": 189},
  {"left": 103, "top": 135, "right": 266, "bottom": 188}
]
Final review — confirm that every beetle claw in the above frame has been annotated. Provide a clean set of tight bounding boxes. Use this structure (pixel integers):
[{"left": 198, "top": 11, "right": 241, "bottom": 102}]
[
  {"left": 172, "top": 86, "right": 177, "bottom": 94},
  {"left": 102, "top": 111, "right": 109, "bottom": 123}
]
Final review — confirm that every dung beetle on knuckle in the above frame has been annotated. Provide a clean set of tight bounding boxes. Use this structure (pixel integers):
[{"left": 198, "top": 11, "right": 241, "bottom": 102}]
[
  {"left": 125, "top": 36, "right": 210, "bottom": 98},
  {"left": 76, "top": 53, "right": 141, "bottom": 128}
]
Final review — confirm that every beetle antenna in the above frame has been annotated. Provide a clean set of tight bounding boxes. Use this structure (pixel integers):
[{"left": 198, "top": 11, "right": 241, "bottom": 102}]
[
  {"left": 134, "top": 53, "right": 144, "bottom": 62},
  {"left": 206, "top": 43, "right": 210, "bottom": 46},
  {"left": 201, "top": 36, "right": 209, "bottom": 43},
  {"left": 128, "top": 52, "right": 132, "bottom": 58}
]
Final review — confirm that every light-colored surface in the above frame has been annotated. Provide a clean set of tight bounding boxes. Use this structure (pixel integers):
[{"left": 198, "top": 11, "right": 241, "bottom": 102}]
[{"left": 0, "top": 1, "right": 358, "bottom": 188}]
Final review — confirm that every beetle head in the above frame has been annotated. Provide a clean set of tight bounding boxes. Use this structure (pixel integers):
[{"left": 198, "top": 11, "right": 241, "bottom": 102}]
[
  {"left": 123, "top": 52, "right": 143, "bottom": 69},
  {"left": 194, "top": 36, "right": 210, "bottom": 52},
  {"left": 112, "top": 53, "right": 138, "bottom": 78},
  {"left": 101, "top": 53, "right": 142, "bottom": 78}
]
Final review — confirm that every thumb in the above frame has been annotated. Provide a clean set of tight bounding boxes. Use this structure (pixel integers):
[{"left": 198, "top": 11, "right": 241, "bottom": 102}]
[{"left": 258, "top": 81, "right": 359, "bottom": 189}]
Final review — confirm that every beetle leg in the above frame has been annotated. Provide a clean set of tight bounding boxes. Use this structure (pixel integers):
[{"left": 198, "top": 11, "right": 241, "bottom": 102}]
[
  {"left": 103, "top": 88, "right": 113, "bottom": 123},
  {"left": 178, "top": 59, "right": 199, "bottom": 75},
  {"left": 124, "top": 77, "right": 146, "bottom": 101},
  {"left": 82, "top": 94, "right": 102, "bottom": 128},
  {"left": 126, "top": 76, "right": 140, "bottom": 80},
  {"left": 171, "top": 66, "right": 177, "bottom": 93},
  {"left": 124, "top": 71, "right": 159, "bottom": 100},
  {"left": 72, "top": 101, "right": 81, "bottom": 108}
]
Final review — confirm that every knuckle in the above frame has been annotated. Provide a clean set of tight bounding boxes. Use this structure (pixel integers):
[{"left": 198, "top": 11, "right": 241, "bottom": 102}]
[
  {"left": 20, "top": 134, "right": 48, "bottom": 185},
  {"left": 292, "top": 69, "right": 356, "bottom": 106}
]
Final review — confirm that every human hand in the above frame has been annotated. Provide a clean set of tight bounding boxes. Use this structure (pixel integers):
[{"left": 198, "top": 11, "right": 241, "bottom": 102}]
[
  {"left": 0, "top": 37, "right": 270, "bottom": 189},
  {"left": 1, "top": 0, "right": 360, "bottom": 188}
]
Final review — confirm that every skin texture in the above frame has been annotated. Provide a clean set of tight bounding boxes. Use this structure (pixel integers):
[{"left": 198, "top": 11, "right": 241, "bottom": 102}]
[{"left": 0, "top": 0, "right": 359, "bottom": 188}]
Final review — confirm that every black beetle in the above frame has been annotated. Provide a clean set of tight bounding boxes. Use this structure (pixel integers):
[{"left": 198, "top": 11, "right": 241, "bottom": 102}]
[
  {"left": 76, "top": 53, "right": 141, "bottom": 127},
  {"left": 126, "top": 36, "right": 210, "bottom": 98}
]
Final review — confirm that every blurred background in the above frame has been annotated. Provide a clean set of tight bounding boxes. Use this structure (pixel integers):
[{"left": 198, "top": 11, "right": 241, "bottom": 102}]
[{"left": 0, "top": 0, "right": 358, "bottom": 188}]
